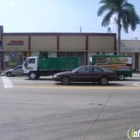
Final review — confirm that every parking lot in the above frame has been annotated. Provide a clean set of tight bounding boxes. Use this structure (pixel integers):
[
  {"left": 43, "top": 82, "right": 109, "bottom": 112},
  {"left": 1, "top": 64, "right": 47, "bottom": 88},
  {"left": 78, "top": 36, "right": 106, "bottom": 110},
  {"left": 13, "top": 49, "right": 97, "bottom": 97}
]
[{"left": 0, "top": 74, "right": 140, "bottom": 140}]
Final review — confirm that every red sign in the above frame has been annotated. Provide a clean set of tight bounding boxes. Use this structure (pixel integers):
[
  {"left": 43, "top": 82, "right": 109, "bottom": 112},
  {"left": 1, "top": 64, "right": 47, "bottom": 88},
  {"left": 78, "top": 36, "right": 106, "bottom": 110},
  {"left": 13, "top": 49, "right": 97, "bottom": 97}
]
[{"left": 7, "top": 40, "right": 24, "bottom": 45}]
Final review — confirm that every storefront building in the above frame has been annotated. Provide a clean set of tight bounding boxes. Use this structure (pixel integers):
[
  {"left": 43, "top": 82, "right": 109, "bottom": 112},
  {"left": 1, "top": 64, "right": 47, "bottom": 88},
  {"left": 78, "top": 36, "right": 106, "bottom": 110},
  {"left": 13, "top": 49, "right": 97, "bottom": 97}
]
[
  {"left": 120, "top": 40, "right": 140, "bottom": 71},
  {"left": 0, "top": 25, "right": 117, "bottom": 70}
]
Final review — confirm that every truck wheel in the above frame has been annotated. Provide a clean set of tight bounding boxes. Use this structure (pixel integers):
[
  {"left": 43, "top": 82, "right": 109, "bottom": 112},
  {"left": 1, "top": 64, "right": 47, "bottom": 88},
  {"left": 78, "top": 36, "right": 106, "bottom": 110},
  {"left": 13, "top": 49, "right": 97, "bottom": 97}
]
[
  {"left": 61, "top": 77, "right": 70, "bottom": 85},
  {"left": 6, "top": 72, "right": 12, "bottom": 77},
  {"left": 99, "top": 77, "right": 108, "bottom": 85},
  {"left": 29, "top": 72, "right": 37, "bottom": 79},
  {"left": 118, "top": 74, "right": 125, "bottom": 80}
]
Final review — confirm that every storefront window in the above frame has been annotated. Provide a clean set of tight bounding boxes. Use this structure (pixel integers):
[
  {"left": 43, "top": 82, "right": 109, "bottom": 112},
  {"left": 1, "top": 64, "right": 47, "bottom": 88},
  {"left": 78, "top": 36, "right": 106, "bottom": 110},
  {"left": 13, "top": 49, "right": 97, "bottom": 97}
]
[
  {"left": 9, "top": 53, "right": 17, "bottom": 67},
  {"left": 0, "top": 52, "right": 2, "bottom": 70},
  {"left": 76, "top": 52, "right": 85, "bottom": 66},
  {"left": 4, "top": 52, "right": 25, "bottom": 69},
  {"left": 58, "top": 52, "right": 67, "bottom": 57},
  {"left": 67, "top": 52, "right": 75, "bottom": 57},
  {"left": 135, "top": 53, "right": 139, "bottom": 71},
  {"left": 58, "top": 52, "right": 86, "bottom": 66},
  {"left": 4, "top": 52, "right": 9, "bottom": 68}
]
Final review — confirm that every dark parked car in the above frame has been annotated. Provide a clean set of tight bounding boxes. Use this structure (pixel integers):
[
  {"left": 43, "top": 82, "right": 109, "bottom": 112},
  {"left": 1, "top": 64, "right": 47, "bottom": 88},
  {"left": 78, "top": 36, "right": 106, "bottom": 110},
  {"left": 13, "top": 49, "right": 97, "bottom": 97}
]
[
  {"left": 4, "top": 65, "right": 23, "bottom": 77},
  {"left": 53, "top": 65, "right": 117, "bottom": 85}
]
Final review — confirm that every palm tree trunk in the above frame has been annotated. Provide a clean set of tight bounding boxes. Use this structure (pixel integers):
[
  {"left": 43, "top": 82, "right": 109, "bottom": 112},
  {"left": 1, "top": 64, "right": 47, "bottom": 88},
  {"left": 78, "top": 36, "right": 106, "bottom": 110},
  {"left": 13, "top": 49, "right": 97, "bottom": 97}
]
[
  {"left": 117, "top": 25, "right": 121, "bottom": 55},
  {"left": 117, "top": 14, "right": 121, "bottom": 55}
]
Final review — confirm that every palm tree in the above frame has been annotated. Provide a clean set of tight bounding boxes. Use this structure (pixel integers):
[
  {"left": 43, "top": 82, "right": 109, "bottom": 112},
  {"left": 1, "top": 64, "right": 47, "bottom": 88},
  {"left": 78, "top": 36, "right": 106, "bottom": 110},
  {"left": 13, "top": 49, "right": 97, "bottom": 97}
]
[{"left": 97, "top": 0, "right": 140, "bottom": 54}]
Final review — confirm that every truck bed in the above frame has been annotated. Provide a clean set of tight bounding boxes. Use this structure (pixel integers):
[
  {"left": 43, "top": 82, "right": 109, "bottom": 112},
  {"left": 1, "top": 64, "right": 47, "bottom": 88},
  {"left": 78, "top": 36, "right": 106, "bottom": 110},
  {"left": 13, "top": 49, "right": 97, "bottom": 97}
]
[{"left": 39, "top": 56, "right": 78, "bottom": 71}]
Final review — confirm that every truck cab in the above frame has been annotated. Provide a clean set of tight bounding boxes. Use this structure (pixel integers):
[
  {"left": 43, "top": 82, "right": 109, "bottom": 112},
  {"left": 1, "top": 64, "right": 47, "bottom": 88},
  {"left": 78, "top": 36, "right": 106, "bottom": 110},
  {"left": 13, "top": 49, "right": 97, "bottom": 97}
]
[{"left": 22, "top": 56, "right": 39, "bottom": 79}]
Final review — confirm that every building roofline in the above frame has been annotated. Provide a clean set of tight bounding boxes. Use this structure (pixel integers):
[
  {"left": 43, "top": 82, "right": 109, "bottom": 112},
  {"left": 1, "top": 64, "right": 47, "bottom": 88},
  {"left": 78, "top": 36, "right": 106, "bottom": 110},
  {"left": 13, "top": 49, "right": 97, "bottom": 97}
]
[
  {"left": 2, "top": 32, "right": 116, "bottom": 36},
  {"left": 121, "top": 39, "right": 140, "bottom": 41}
]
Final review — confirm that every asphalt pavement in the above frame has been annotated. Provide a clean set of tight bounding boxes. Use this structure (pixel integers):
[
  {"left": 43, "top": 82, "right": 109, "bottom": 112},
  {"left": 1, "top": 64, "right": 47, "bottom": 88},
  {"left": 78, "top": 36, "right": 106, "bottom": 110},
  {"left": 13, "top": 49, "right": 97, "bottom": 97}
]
[{"left": 0, "top": 74, "right": 140, "bottom": 140}]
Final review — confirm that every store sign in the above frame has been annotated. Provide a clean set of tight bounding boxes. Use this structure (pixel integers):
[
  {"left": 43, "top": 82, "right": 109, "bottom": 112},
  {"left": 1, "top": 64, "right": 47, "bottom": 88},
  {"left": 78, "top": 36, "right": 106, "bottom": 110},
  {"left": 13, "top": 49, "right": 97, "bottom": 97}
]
[
  {"left": 7, "top": 40, "right": 24, "bottom": 45},
  {"left": 11, "top": 54, "right": 16, "bottom": 57}
]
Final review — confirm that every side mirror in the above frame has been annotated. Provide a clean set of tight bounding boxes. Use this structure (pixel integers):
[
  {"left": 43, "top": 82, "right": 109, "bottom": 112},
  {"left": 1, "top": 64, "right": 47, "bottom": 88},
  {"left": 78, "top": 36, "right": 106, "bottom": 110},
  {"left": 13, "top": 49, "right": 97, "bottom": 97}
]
[{"left": 74, "top": 71, "right": 78, "bottom": 73}]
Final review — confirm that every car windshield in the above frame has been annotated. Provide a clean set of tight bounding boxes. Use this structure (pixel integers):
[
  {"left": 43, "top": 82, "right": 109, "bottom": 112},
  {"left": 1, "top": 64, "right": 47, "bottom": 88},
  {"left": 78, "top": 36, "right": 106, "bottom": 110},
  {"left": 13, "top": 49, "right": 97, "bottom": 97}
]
[
  {"left": 13, "top": 65, "right": 22, "bottom": 70},
  {"left": 71, "top": 67, "right": 80, "bottom": 73},
  {"left": 72, "top": 66, "right": 93, "bottom": 73},
  {"left": 24, "top": 58, "right": 35, "bottom": 66},
  {"left": 24, "top": 59, "right": 29, "bottom": 66},
  {"left": 13, "top": 66, "right": 18, "bottom": 69}
]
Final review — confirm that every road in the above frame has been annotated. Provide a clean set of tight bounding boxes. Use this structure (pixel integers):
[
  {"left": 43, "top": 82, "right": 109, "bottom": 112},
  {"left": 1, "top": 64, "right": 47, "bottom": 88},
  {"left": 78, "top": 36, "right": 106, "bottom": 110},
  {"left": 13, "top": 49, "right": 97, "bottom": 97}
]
[{"left": 0, "top": 74, "right": 140, "bottom": 140}]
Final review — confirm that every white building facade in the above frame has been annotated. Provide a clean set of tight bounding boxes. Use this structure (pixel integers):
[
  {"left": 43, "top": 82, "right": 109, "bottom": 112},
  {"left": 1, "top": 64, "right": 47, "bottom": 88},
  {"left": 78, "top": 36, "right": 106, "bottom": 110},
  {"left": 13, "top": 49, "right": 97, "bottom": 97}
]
[{"left": 120, "top": 40, "right": 140, "bottom": 71}]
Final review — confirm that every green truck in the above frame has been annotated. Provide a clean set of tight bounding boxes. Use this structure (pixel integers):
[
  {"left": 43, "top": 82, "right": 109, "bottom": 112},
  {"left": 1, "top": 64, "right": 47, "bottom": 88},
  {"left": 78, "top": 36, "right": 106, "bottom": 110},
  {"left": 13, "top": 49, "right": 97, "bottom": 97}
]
[
  {"left": 22, "top": 52, "right": 79, "bottom": 79},
  {"left": 90, "top": 54, "right": 133, "bottom": 80}
]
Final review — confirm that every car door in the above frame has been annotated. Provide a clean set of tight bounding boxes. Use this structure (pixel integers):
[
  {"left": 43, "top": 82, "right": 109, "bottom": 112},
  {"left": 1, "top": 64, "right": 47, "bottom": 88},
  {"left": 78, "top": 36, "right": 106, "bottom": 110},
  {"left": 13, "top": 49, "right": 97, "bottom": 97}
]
[
  {"left": 12, "top": 65, "right": 22, "bottom": 75},
  {"left": 92, "top": 66, "right": 105, "bottom": 82},
  {"left": 71, "top": 66, "right": 94, "bottom": 82}
]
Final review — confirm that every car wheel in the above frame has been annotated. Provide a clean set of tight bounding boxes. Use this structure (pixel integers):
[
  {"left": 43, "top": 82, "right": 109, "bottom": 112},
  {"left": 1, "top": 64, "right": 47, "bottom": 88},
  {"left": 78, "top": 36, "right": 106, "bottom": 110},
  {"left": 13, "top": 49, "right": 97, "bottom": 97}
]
[
  {"left": 61, "top": 77, "right": 70, "bottom": 85},
  {"left": 6, "top": 72, "right": 12, "bottom": 77},
  {"left": 29, "top": 72, "right": 37, "bottom": 79},
  {"left": 99, "top": 77, "right": 108, "bottom": 85},
  {"left": 118, "top": 74, "right": 125, "bottom": 81}
]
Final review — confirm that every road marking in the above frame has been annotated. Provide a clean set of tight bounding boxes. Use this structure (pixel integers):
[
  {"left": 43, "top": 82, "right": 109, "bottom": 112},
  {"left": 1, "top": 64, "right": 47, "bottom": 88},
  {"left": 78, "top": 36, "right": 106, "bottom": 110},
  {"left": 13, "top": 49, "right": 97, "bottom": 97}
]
[
  {"left": 2, "top": 77, "right": 14, "bottom": 88},
  {"left": 132, "top": 82, "right": 140, "bottom": 86},
  {"left": 15, "top": 86, "right": 140, "bottom": 90}
]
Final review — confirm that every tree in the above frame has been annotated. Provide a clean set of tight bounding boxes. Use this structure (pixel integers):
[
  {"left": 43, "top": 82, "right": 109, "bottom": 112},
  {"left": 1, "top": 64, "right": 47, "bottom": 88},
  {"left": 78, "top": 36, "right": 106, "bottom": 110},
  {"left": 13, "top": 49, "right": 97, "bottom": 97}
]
[{"left": 97, "top": 0, "right": 140, "bottom": 54}]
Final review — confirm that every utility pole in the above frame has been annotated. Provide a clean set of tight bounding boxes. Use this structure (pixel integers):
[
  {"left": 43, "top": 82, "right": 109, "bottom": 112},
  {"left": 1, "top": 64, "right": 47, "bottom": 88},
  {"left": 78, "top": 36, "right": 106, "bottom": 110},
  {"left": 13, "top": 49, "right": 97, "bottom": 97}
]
[{"left": 80, "top": 26, "right": 82, "bottom": 33}]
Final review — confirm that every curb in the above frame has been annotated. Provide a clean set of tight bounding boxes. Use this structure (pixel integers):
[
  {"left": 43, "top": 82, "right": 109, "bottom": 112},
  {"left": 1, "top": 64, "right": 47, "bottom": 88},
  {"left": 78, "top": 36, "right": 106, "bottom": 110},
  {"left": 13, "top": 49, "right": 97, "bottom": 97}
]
[{"left": 0, "top": 73, "right": 4, "bottom": 76}]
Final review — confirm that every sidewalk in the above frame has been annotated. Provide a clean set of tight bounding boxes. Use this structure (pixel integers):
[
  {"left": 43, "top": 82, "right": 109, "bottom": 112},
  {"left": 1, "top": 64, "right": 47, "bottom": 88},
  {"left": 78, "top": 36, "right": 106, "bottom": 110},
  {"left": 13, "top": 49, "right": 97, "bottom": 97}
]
[{"left": 0, "top": 70, "right": 4, "bottom": 76}]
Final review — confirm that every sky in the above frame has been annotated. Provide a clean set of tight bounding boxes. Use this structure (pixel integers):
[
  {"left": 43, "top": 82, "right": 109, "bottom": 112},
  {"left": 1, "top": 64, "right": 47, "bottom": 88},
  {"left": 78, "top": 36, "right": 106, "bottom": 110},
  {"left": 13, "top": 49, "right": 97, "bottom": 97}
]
[{"left": 0, "top": 0, "right": 140, "bottom": 40}]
